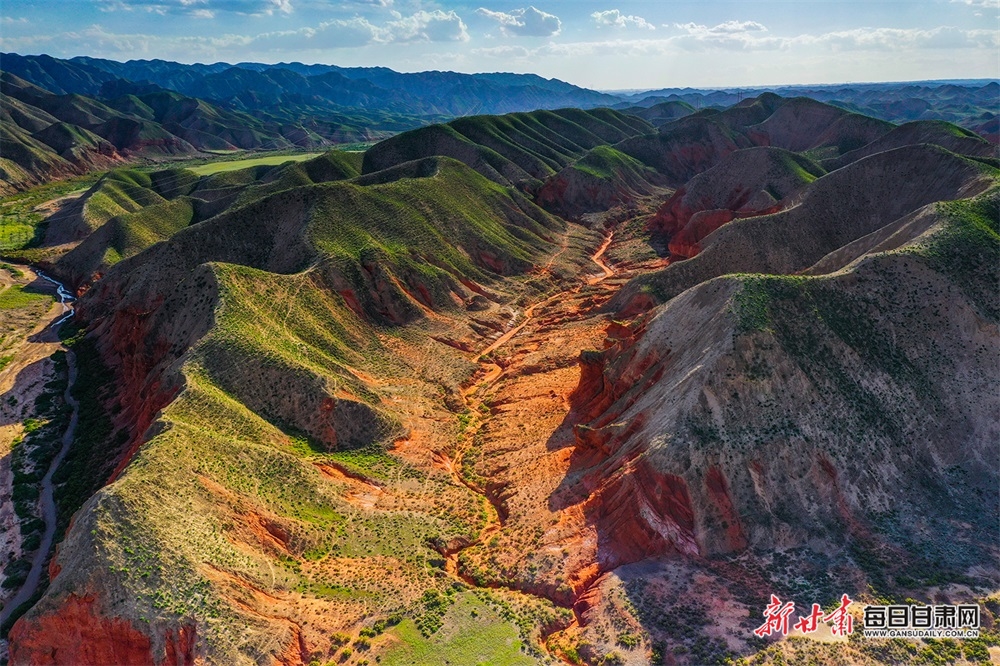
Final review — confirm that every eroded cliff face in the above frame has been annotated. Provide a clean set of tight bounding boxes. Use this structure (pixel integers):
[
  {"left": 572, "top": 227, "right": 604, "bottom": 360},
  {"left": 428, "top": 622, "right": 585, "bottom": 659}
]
[
  {"left": 531, "top": 208, "right": 1000, "bottom": 660},
  {"left": 9, "top": 593, "right": 197, "bottom": 666}
]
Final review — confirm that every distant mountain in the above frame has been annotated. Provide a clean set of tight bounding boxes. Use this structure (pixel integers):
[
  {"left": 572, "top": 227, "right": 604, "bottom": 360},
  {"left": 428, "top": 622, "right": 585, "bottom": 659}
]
[
  {"left": 0, "top": 70, "right": 392, "bottom": 194},
  {"left": 1, "top": 53, "right": 621, "bottom": 118},
  {"left": 616, "top": 80, "right": 1000, "bottom": 139}
]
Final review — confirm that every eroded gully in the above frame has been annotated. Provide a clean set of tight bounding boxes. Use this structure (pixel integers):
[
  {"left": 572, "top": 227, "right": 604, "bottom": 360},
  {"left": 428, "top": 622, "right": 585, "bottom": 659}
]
[{"left": 438, "top": 230, "right": 617, "bottom": 659}]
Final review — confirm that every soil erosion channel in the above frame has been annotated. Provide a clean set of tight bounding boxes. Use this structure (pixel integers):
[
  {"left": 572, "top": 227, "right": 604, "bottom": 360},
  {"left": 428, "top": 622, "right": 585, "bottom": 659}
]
[{"left": 440, "top": 230, "right": 619, "bottom": 653}]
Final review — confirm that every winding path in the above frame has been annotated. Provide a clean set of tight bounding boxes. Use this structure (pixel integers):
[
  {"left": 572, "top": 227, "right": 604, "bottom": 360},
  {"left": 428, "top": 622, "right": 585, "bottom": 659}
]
[{"left": 0, "top": 274, "right": 78, "bottom": 627}]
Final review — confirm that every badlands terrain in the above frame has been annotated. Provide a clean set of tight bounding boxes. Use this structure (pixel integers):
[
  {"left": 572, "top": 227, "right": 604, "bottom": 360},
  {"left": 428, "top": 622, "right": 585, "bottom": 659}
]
[{"left": 0, "top": 80, "right": 998, "bottom": 666}]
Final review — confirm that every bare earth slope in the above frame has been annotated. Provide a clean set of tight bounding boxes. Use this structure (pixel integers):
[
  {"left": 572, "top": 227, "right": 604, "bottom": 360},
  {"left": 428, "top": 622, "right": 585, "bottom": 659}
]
[{"left": 546, "top": 189, "right": 1000, "bottom": 661}]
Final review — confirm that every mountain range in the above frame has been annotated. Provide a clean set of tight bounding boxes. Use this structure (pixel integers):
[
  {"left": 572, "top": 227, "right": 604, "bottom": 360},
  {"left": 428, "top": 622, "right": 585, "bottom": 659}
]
[
  {"left": 0, "top": 78, "right": 997, "bottom": 666},
  {"left": 1, "top": 52, "right": 997, "bottom": 197}
]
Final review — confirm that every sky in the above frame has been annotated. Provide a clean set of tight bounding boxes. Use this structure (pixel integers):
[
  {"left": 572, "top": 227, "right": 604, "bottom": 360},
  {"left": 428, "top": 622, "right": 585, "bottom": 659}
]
[{"left": 1, "top": 0, "right": 997, "bottom": 90}]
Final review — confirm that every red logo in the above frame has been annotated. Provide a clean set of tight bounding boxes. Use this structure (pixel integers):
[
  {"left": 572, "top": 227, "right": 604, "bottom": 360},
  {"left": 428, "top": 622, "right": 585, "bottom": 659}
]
[{"left": 755, "top": 594, "right": 855, "bottom": 637}]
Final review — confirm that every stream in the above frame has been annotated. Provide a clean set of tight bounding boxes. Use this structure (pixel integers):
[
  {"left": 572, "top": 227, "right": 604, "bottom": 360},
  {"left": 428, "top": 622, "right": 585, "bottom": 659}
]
[{"left": 0, "top": 271, "right": 79, "bottom": 627}]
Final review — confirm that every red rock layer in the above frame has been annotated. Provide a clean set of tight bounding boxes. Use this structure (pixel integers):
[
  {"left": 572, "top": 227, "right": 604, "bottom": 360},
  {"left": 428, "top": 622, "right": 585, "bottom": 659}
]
[
  {"left": 649, "top": 188, "right": 783, "bottom": 259},
  {"left": 8, "top": 594, "right": 196, "bottom": 666}
]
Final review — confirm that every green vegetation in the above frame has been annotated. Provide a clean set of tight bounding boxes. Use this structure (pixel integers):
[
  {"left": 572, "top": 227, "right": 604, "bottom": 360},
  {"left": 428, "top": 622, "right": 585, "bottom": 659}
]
[
  {"left": 363, "top": 107, "right": 652, "bottom": 186},
  {"left": 913, "top": 188, "right": 1000, "bottom": 322},
  {"left": 187, "top": 152, "right": 325, "bottom": 176},
  {"left": 6, "top": 352, "right": 70, "bottom": 599},
  {"left": 731, "top": 272, "right": 936, "bottom": 442},
  {"left": 308, "top": 159, "right": 560, "bottom": 300},
  {"left": 572, "top": 145, "right": 660, "bottom": 182},
  {"left": 0, "top": 284, "right": 51, "bottom": 309},
  {"left": 773, "top": 149, "right": 826, "bottom": 183},
  {"left": 65, "top": 170, "right": 167, "bottom": 236},
  {"left": 0, "top": 174, "right": 99, "bottom": 251},
  {"left": 381, "top": 592, "right": 534, "bottom": 666}
]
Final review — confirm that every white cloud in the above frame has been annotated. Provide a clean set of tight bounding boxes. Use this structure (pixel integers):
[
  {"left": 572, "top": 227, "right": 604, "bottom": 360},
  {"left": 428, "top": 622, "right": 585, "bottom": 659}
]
[
  {"left": 592, "top": 9, "right": 654, "bottom": 31},
  {"left": 951, "top": 0, "right": 1000, "bottom": 7},
  {"left": 1, "top": 16, "right": 29, "bottom": 24},
  {"left": 385, "top": 10, "right": 469, "bottom": 43},
  {"left": 666, "top": 20, "right": 780, "bottom": 50},
  {"left": 471, "top": 44, "right": 531, "bottom": 58},
  {"left": 241, "top": 10, "right": 468, "bottom": 50},
  {"left": 467, "top": 23, "right": 998, "bottom": 61},
  {"left": 99, "top": 0, "right": 293, "bottom": 17},
  {"left": 476, "top": 6, "right": 561, "bottom": 37},
  {"left": 3, "top": 19, "right": 993, "bottom": 70}
]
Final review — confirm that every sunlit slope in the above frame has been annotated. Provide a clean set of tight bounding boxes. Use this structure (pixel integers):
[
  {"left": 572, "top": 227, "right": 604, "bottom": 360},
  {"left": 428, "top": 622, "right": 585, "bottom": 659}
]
[
  {"left": 13, "top": 157, "right": 574, "bottom": 664},
  {"left": 362, "top": 108, "right": 653, "bottom": 188},
  {"left": 49, "top": 152, "right": 364, "bottom": 287}
]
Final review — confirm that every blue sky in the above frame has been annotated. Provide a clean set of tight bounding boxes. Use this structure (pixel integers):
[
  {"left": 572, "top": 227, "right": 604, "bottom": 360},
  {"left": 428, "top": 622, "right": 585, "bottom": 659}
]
[{"left": 1, "top": 0, "right": 997, "bottom": 89}]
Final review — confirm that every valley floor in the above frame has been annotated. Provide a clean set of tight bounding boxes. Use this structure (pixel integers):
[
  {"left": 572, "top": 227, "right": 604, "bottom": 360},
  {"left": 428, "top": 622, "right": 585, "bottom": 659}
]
[{"left": 0, "top": 264, "right": 74, "bottom": 658}]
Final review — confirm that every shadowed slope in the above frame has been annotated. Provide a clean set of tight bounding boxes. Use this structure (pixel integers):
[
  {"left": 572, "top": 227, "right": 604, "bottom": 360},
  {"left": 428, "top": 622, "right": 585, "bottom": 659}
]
[
  {"left": 535, "top": 145, "right": 671, "bottom": 219},
  {"left": 648, "top": 147, "right": 825, "bottom": 258},
  {"left": 829, "top": 119, "right": 996, "bottom": 169},
  {"left": 611, "top": 144, "right": 998, "bottom": 312}
]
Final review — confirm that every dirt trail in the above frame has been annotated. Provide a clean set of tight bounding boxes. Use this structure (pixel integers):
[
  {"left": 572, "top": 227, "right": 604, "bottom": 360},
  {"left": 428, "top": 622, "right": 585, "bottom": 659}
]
[{"left": 588, "top": 232, "right": 615, "bottom": 283}]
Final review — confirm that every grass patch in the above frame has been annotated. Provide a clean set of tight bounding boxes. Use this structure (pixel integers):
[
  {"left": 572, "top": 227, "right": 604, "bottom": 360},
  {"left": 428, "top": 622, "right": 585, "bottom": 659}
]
[
  {"left": 0, "top": 284, "right": 51, "bottom": 309},
  {"left": 912, "top": 188, "right": 1000, "bottom": 322},
  {"left": 187, "top": 153, "right": 324, "bottom": 176},
  {"left": 0, "top": 174, "right": 100, "bottom": 251},
  {"left": 381, "top": 592, "right": 534, "bottom": 666}
]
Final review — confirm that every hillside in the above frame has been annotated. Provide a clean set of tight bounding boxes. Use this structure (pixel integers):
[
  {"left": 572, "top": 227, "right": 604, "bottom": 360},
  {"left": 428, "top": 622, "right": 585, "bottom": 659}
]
[
  {"left": 535, "top": 145, "right": 670, "bottom": 219},
  {"left": 647, "top": 147, "right": 825, "bottom": 258},
  {"left": 611, "top": 144, "right": 997, "bottom": 313},
  {"left": 0, "top": 69, "right": 407, "bottom": 195},
  {"left": 828, "top": 119, "right": 997, "bottom": 169},
  {"left": 362, "top": 108, "right": 653, "bottom": 189},
  {"left": 556, "top": 190, "right": 999, "bottom": 661},
  {"left": 0, "top": 72, "right": 283, "bottom": 194}
]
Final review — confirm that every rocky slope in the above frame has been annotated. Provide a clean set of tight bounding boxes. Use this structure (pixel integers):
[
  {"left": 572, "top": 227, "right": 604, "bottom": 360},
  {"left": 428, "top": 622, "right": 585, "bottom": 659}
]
[{"left": 555, "top": 189, "right": 999, "bottom": 661}]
